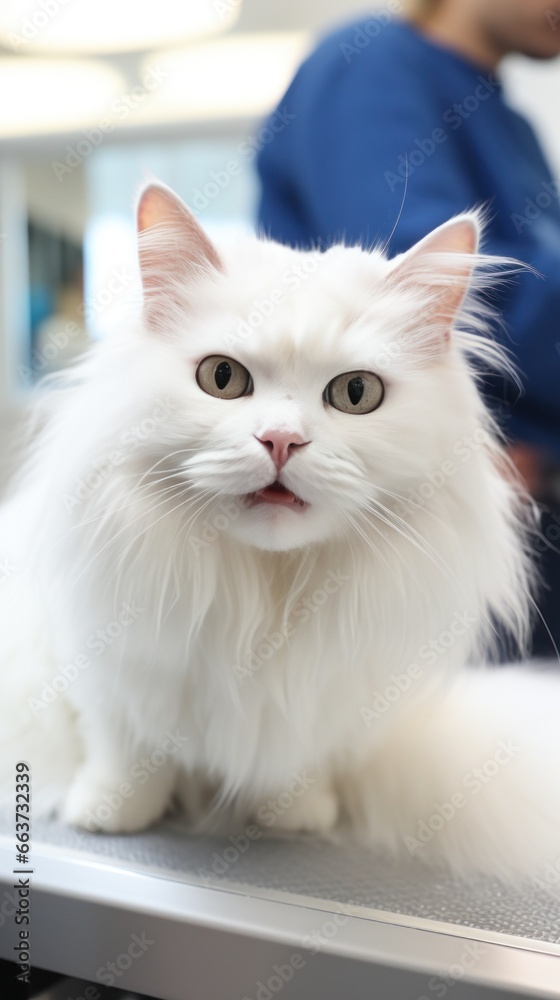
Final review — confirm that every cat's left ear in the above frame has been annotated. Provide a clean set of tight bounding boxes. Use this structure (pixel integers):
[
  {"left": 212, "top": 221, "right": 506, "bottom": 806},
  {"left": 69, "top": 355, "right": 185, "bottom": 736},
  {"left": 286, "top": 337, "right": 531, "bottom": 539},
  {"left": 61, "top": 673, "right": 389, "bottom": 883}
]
[
  {"left": 137, "top": 182, "right": 223, "bottom": 331},
  {"left": 387, "top": 215, "right": 479, "bottom": 346}
]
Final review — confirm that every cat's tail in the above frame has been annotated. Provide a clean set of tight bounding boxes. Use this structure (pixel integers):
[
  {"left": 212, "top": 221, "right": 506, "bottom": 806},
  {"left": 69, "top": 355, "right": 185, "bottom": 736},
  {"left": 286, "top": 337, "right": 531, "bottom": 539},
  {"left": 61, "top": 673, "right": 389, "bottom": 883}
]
[{"left": 344, "top": 664, "right": 560, "bottom": 883}]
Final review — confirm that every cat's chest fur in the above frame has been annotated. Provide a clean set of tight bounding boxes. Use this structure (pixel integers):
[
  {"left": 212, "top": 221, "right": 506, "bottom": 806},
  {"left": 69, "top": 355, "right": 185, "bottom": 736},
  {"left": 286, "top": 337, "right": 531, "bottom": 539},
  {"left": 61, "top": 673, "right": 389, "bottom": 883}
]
[
  {"left": 108, "top": 542, "right": 368, "bottom": 787},
  {"left": 56, "top": 523, "right": 467, "bottom": 803}
]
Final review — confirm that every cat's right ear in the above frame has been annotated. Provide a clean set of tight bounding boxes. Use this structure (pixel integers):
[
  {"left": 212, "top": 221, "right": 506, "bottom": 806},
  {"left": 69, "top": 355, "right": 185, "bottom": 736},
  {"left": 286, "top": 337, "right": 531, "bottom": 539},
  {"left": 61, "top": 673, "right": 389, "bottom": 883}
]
[
  {"left": 386, "top": 215, "right": 480, "bottom": 350},
  {"left": 137, "top": 182, "right": 223, "bottom": 331}
]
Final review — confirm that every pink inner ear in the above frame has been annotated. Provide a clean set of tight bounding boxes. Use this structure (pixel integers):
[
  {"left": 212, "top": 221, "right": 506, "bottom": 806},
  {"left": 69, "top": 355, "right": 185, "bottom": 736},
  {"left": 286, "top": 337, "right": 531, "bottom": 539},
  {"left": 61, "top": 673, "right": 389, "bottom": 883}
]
[
  {"left": 389, "top": 216, "right": 480, "bottom": 347},
  {"left": 422, "top": 218, "right": 478, "bottom": 258},
  {"left": 137, "top": 184, "right": 222, "bottom": 273},
  {"left": 138, "top": 188, "right": 167, "bottom": 233},
  {"left": 136, "top": 183, "right": 223, "bottom": 332}
]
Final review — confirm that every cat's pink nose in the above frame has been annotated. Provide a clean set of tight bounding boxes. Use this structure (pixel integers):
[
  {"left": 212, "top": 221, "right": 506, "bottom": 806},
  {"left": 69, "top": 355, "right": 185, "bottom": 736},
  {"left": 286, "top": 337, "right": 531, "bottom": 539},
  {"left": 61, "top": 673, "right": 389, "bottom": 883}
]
[{"left": 255, "top": 431, "right": 309, "bottom": 471}]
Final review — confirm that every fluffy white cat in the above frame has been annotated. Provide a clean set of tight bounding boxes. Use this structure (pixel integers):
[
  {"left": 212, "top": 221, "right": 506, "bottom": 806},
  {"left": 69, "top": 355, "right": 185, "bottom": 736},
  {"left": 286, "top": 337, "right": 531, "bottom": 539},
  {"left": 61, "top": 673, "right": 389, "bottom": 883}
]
[{"left": 1, "top": 182, "right": 558, "bottom": 880}]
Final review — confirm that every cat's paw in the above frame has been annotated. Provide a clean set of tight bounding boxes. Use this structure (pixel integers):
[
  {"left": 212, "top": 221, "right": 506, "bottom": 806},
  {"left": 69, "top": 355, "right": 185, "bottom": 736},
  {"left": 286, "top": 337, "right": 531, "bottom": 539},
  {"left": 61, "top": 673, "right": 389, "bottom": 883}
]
[
  {"left": 61, "top": 767, "right": 172, "bottom": 833},
  {"left": 271, "top": 784, "right": 339, "bottom": 834}
]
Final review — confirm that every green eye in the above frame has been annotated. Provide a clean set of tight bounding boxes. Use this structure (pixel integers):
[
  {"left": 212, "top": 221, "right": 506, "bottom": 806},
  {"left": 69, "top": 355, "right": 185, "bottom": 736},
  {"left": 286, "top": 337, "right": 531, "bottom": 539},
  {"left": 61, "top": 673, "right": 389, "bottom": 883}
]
[
  {"left": 325, "top": 371, "right": 384, "bottom": 414},
  {"left": 196, "top": 356, "right": 253, "bottom": 399}
]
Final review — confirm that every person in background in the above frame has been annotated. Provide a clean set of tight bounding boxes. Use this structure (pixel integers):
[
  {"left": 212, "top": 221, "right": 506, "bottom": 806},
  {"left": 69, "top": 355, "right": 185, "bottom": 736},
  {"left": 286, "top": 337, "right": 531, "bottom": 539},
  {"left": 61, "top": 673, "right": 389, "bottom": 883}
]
[{"left": 256, "top": 0, "right": 560, "bottom": 658}]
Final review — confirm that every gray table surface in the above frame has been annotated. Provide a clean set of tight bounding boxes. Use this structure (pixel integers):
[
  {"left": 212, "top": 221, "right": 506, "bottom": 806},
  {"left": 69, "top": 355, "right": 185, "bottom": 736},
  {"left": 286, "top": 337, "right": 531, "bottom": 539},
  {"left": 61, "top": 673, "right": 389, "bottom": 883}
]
[
  {"left": 1, "top": 818, "right": 560, "bottom": 1000},
  {"left": 5, "top": 817, "right": 559, "bottom": 944}
]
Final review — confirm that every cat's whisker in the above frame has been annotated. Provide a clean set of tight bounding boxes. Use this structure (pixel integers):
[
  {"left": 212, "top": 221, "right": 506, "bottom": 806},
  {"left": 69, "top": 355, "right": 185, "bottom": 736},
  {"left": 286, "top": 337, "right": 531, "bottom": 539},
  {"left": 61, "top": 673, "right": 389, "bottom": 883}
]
[
  {"left": 372, "top": 484, "right": 453, "bottom": 530},
  {"left": 116, "top": 477, "right": 191, "bottom": 509},
  {"left": 362, "top": 497, "right": 458, "bottom": 587},
  {"left": 134, "top": 447, "right": 197, "bottom": 490},
  {"left": 33, "top": 491, "right": 181, "bottom": 581},
  {"left": 372, "top": 483, "right": 455, "bottom": 527},
  {"left": 112, "top": 489, "right": 216, "bottom": 633},
  {"left": 170, "top": 491, "right": 226, "bottom": 599},
  {"left": 108, "top": 488, "right": 212, "bottom": 568},
  {"left": 67, "top": 484, "right": 209, "bottom": 590},
  {"left": 361, "top": 498, "right": 519, "bottom": 654},
  {"left": 337, "top": 509, "right": 385, "bottom": 573},
  {"left": 177, "top": 489, "right": 231, "bottom": 542},
  {"left": 108, "top": 478, "right": 190, "bottom": 509},
  {"left": 338, "top": 506, "right": 406, "bottom": 588},
  {"left": 103, "top": 486, "right": 214, "bottom": 613},
  {"left": 52, "top": 475, "right": 198, "bottom": 538},
  {"left": 159, "top": 488, "right": 223, "bottom": 629},
  {"left": 356, "top": 502, "right": 438, "bottom": 590},
  {"left": 129, "top": 467, "right": 200, "bottom": 498}
]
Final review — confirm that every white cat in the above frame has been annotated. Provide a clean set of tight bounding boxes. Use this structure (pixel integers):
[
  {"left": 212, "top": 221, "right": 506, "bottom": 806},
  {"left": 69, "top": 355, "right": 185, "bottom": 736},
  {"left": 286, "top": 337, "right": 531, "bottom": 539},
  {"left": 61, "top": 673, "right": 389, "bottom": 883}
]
[{"left": 1, "top": 182, "right": 558, "bottom": 880}]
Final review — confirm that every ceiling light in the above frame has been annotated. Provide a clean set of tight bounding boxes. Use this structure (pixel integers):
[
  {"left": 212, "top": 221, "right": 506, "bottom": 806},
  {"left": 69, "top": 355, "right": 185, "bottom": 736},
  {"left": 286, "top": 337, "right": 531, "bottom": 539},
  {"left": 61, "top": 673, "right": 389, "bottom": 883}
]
[
  {"left": 141, "top": 33, "right": 309, "bottom": 122},
  {"left": 0, "top": 0, "right": 239, "bottom": 55},
  {"left": 0, "top": 59, "right": 125, "bottom": 138}
]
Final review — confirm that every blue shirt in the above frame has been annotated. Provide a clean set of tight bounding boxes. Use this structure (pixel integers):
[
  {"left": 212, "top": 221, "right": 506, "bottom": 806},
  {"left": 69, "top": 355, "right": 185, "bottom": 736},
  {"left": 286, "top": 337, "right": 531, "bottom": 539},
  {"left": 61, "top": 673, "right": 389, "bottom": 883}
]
[{"left": 257, "top": 19, "right": 560, "bottom": 457}]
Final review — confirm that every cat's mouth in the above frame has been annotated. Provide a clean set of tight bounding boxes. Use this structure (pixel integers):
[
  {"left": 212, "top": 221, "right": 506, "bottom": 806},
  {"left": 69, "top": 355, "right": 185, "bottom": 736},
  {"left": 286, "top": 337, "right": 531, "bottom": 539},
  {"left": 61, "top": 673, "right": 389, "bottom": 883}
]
[{"left": 246, "top": 480, "right": 308, "bottom": 509}]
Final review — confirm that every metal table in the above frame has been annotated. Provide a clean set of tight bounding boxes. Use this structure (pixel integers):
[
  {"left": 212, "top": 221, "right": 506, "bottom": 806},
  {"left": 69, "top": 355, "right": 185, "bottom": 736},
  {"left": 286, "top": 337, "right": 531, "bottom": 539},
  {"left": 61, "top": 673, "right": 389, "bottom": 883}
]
[{"left": 1, "top": 818, "right": 559, "bottom": 999}]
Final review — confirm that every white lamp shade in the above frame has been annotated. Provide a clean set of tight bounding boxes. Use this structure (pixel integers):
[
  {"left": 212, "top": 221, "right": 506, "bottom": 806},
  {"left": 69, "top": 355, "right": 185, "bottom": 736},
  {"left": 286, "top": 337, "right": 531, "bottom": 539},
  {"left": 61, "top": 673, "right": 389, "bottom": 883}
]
[{"left": 0, "top": 0, "right": 239, "bottom": 55}]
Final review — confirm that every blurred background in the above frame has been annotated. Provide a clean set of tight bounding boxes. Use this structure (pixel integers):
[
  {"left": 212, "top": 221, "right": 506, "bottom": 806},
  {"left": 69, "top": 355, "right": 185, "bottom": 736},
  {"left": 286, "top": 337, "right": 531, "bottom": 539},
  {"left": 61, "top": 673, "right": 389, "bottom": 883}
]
[{"left": 1, "top": 0, "right": 560, "bottom": 414}]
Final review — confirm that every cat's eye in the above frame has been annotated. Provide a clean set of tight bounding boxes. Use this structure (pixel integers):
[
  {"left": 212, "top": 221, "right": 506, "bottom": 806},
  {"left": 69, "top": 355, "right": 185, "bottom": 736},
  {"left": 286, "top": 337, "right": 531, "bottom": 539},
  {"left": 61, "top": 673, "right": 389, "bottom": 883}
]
[
  {"left": 196, "top": 355, "right": 253, "bottom": 399},
  {"left": 325, "top": 371, "right": 384, "bottom": 414}
]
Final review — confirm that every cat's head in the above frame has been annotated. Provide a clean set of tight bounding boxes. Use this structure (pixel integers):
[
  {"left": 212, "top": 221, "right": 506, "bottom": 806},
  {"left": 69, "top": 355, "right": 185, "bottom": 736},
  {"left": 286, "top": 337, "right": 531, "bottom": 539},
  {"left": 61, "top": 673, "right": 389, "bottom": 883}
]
[{"left": 134, "top": 182, "right": 503, "bottom": 554}]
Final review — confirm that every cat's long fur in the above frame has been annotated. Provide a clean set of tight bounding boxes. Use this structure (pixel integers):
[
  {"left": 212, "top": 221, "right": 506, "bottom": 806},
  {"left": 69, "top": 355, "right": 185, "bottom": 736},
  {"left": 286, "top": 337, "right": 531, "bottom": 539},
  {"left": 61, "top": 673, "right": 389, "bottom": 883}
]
[{"left": 1, "top": 182, "right": 558, "bottom": 881}]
